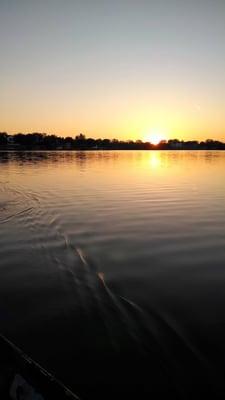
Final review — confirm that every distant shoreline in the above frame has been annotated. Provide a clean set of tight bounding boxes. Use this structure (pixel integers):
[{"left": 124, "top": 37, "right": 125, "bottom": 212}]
[
  {"left": 1, "top": 132, "right": 225, "bottom": 151},
  {"left": 1, "top": 148, "right": 225, "bottom": 152}
]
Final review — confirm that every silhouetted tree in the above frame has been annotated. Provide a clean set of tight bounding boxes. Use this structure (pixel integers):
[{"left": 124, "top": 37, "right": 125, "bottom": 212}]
[{"left": 0, "top": 132, "right": 7, "bottom": 145}]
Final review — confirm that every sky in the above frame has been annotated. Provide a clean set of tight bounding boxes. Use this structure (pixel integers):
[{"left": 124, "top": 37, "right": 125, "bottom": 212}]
[{"left": 0, "top": 0, "right": 225, "bottom": 142}]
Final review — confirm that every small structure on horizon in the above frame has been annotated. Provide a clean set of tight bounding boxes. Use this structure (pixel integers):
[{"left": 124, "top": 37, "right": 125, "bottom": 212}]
[{"left": 7, "top": 135, "right": 15, "bottom": 145}]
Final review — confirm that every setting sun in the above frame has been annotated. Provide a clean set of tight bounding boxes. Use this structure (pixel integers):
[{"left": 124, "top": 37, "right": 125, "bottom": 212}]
[{"left": 144, "top": 131, "right": 167, "bottom": 145}]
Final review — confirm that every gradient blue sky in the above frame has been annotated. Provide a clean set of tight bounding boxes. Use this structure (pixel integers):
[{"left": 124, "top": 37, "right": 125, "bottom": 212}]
[{"left": 1, "top": 0, "right": 225, "bottom": 141}]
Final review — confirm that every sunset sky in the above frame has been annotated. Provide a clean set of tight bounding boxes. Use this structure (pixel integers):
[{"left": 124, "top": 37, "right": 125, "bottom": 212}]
[{"left": 1, "top": 0, "right": 225, "bottom": 142}]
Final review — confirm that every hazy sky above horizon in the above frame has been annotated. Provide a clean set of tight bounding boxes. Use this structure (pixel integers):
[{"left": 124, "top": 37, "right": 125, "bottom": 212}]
[{"left": 1, "top": 0, "right": 225, "bottom": 141}]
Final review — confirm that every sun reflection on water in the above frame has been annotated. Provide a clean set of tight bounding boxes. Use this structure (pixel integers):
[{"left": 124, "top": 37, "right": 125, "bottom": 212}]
[{"left": 148, "top": 152, "right": 162, "bottom": 169}]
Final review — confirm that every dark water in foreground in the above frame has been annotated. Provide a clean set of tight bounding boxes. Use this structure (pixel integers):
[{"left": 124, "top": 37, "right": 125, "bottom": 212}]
[{"left": 0, "top": 150, "right": 225, "bottom": 398}]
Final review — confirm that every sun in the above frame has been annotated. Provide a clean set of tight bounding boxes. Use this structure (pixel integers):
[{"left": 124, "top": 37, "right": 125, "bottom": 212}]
[{"left": 144, "top": 130, "right": 167, "bottom": 145}]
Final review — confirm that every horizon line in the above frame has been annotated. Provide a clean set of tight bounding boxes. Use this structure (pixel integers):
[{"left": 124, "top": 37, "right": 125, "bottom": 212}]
[{"left": 1, "top": 131, "right": 225, "bottom": 143}]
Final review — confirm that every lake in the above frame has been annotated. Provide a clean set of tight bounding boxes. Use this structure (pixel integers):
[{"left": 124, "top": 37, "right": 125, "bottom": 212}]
[{"left": 0, "top": 150, "right": 225, "bottom": 398}]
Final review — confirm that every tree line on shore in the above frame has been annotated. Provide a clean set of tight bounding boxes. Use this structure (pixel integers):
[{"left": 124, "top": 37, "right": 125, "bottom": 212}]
[{"left": 0, "top": 132, "right": 225, "bottom": 150}]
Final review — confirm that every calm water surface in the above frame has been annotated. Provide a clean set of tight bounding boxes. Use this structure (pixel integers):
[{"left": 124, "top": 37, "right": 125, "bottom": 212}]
[{"left": 0, "top": 150, "right": 225, "bottom": 398}]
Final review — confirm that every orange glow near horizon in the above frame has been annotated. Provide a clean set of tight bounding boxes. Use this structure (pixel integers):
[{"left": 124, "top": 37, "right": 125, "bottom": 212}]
[
  {"left": 2, "top": 96, "right": 225, "bottom": 143},
  {"left": 4, "top": 106, "right": 225, "bottom": 143},
  {"left": 2, "top": 106, "right": 225, "bottom": 143}
]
